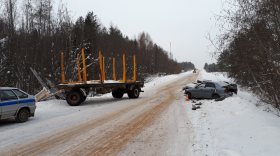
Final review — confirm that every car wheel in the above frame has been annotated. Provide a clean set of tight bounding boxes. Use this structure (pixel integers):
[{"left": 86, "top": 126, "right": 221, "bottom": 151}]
[
  {"left": 112, "top": 89, "right": 124, "bottom": 99},
  {"left": 16, "top": 108, "right": 30, "bottom": 123},
  {"left": 128, "top": 87, "right": 140, "bottom": 99},
  {"left": 66, "top": 90, "right": 83, "bottom": 106},
  {"left": 212, "top": 94, "right": 220, "bottom": 99}
]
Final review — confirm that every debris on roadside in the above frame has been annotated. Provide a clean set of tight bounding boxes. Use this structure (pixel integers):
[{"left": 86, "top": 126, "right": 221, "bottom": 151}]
[
  {"left": 215, "top": 96, "right": 226, "bottom": 102},
  {"left": 30, "top": 67, "right": 65, "bottom": 101},
  {"left": 192, "top": 105, "right": 197, "bottom": 110},
  {"left": 192, "top": 104, "right": 201, "bottom": 110}
]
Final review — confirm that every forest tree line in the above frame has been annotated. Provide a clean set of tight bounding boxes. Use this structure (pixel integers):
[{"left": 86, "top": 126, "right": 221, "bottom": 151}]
[
  {"left": 179, "top": 61, "right": 195, "bottom": 72},
  {"left": 0, "top": 0, "right": 189, "bottom": 94},
  {"left": 203, "top": 63, "right": 221, "bottom": 73},
  {"left": 216, "top": 0, "right": 280, "bottom": 109}
]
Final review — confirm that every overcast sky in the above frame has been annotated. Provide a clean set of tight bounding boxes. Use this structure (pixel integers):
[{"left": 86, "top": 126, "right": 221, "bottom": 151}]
[{"left": 61, "top": 0, "right": 224, "bottom": 68}]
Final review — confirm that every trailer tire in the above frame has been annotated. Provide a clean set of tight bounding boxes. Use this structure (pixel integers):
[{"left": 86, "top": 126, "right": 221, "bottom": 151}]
[
  {"left": 66, "top": 90, "right": 83, "bottom": 106},
  {"left": 112, "top": 89, "right": 124, "bottom": 99},
  {"left": 81, "top": 95, "right": 87, "bottom": 103},
  {"left": 128, "top": 87, "right": 140, "bottom": 99}
]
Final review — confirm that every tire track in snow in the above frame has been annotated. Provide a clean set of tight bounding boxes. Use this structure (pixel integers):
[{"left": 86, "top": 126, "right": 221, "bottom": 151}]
[
  {"left": 2, "top": 73, "right": 198, "bottom": 156},
  {"left": 65, "top": 73, "right": 198, "bottom": 156}
]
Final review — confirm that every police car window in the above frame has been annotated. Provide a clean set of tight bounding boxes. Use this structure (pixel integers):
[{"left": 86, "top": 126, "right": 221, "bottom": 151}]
[
  {"left": 0, "top": 90, "right": 18, "bottom": 101},
  {"left": 13, "top": 89, "right": 28, "bottom": 99}
]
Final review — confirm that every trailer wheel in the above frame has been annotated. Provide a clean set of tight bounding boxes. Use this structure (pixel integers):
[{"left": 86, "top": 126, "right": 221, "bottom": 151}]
[
  {"left": 128, "top": 87, "right": 140, "bottom": 99},
  {"left": 66, "top": 90, "right": 83, "bottom": 106},
  {"left": 112, "top": 89, "right": 124, "bottom": 99},
  {"left": 81, "top": 95, "right": 87, "bottom": 103}
]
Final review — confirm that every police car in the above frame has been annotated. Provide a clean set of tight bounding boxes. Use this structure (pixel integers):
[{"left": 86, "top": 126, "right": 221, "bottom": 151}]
[{"left": 0, "top": 87, "right": 36, "bottom": 123}]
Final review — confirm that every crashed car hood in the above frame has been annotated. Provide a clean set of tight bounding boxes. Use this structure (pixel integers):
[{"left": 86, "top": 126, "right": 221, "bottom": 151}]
[
  {"left": 182, "top": 84, "right": 196, "bottom": 90},
  {"left": 183, "top": 86, "right": 193, "bottom": 90}
]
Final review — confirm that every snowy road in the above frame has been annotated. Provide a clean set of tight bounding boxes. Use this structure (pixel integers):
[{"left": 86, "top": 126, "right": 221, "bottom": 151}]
[{"left": 0, "top": 72, "right": 198, "bottom": 156}]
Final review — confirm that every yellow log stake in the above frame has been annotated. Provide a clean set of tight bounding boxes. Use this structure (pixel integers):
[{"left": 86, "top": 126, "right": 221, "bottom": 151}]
[
  {"left": 81, "top": 48, "right": 87, "bottom": 82},
  {"left": 76, "top": 54, "right": 82, "bottom": 82},
  {"left": 102, "top": 56, "right": 106, "bottom": 81},
  {"left": 99, "top": 51, "right": 104, "bottom": 82},
  {"left": 112, "top": 57, "right": 116, "bottom": 81},
  {"left": 122, "top": 53, "right": 126, "bottom": 82},
  {"left": 60, "top": 52, "right": 65, "bottom": 84},
  {"left": 133, "top": 54, "right": 137, "bottom": 81}
]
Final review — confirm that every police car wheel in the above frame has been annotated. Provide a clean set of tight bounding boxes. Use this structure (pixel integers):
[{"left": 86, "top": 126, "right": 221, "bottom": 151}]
[{"left": 16, "top": 109, "right": 30, "bottom": 123}]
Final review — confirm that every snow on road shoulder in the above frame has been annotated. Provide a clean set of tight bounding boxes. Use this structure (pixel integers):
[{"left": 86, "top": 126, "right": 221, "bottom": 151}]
[{"left": 187, "top": 71, "right": 280, "bottom": 156}]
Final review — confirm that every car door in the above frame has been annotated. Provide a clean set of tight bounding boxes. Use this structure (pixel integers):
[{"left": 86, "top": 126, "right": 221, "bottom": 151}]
[
  {"left": 12, "top": 89, "right": 33, "bottom": 108},
  {"left": 0, "top": 90, "right": 19, "bottom": 119},
  {"left": 0, "top": 93, "right": 2, "bottom": 119},
  {"left": 192, "top": 84, "right": 205, "bottom": 98},
  {"left": 203, "top": 83, "right": 216, "bottom": 98}
]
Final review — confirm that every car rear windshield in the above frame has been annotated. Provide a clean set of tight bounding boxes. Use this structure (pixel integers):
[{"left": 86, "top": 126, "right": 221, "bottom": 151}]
[
  {"left": 216, "top": 82, "right": 229, "bottom": 87},
  {"left": 205, "top": 83, "right": 215, "bottom": 88}
]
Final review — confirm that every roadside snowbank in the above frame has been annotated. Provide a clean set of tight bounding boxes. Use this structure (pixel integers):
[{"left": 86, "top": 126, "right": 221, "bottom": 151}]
[{"left": 188, "top": 70, "right": 280, "bottom": 156}]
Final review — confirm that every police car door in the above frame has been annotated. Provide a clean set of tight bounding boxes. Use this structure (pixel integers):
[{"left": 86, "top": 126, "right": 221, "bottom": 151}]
[
  {"left": 0, "top": 92, "right": 2, "bottom": 119},
  {"left": 0, "top": 90, "right": 19, "bottom": 119}
]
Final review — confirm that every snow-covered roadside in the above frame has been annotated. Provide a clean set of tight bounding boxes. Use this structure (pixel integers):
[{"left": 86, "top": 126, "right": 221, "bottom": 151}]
[{"left": 187, "top": 70, "right": 280, "bottom": 156}]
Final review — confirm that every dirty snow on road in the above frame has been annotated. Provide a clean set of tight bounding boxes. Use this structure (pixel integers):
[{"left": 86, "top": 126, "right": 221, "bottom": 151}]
[
  {"left": 187, "top": 70, "right": 280, "bottom": 156},
  {"left": 0, "top": 71, "right": 198, "bottom": 155}
]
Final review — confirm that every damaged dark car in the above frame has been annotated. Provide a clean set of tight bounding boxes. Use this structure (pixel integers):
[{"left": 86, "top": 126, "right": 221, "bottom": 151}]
[{"left": 183, "top": 80, "right": 237, "bottom": 99}]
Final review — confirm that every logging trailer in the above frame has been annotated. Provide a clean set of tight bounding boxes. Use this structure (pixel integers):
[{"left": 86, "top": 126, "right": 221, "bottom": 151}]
[{"left": 58, "top": 48, "right": 144, "bottom": 106}]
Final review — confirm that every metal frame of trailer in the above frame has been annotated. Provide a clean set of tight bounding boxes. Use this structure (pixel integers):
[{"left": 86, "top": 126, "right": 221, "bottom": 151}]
[{"left": 58, "top": 48, "right": 144, "bottom": 106}]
